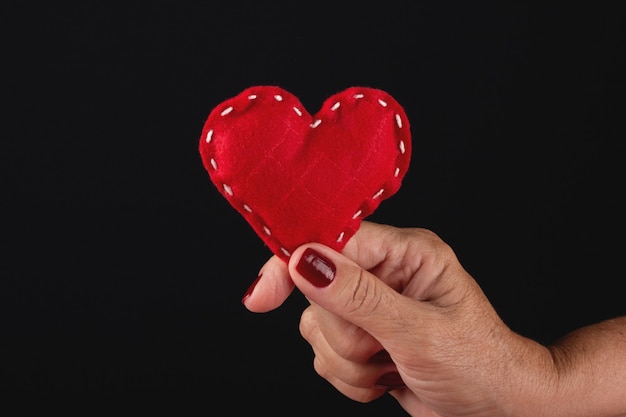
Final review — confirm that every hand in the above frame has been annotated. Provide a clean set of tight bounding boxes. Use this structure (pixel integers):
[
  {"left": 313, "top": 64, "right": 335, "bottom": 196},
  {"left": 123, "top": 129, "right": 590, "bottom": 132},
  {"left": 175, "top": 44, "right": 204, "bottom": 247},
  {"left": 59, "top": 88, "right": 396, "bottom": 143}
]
[{"left": 243, "top": 221, "right": 626, "bottom": 417}]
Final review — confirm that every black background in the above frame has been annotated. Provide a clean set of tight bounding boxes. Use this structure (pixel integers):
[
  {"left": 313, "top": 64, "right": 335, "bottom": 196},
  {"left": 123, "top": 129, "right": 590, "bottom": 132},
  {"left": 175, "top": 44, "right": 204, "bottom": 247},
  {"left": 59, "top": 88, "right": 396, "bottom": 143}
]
[{"left": 3, "top": 1, "right": 625, "bottom": 414}]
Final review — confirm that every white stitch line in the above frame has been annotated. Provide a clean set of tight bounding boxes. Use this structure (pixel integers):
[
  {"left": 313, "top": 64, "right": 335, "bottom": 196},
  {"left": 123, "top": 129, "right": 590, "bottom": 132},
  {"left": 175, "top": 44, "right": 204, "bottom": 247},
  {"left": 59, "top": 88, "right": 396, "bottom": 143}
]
[
  {"left": 206, "top": 129, "right": 213, "bottom": 144},
  {"left": 216, "top": 92, "right": 404, "bottom": 256},
  {"left": 395, "top": 114, "right": 403, "bottom": 128}
]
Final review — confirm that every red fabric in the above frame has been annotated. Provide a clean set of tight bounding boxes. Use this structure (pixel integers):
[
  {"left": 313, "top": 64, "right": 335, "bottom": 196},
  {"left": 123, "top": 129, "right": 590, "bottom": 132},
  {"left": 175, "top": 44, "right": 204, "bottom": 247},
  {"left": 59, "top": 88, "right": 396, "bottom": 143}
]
[{"left": 199, "top": 86, "right": 412, "bottom": 262}]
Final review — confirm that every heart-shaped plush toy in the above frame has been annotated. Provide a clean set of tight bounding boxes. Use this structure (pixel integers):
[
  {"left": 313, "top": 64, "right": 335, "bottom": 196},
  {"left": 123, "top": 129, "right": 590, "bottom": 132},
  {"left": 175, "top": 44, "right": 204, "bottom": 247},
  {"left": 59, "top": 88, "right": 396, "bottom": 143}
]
[{"left": 199, "top": 86, "right": 411, "bottom": 262}]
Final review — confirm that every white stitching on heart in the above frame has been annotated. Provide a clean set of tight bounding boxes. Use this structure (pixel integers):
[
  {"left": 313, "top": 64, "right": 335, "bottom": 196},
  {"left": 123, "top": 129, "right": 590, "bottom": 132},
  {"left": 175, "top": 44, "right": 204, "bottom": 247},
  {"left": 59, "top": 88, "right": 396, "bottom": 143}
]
[
  {"left": 395, "top": 113, "right": 403, "bottom": 128},
  {"left": 204, "top": 88, "right": 410, "bottom": 260}
]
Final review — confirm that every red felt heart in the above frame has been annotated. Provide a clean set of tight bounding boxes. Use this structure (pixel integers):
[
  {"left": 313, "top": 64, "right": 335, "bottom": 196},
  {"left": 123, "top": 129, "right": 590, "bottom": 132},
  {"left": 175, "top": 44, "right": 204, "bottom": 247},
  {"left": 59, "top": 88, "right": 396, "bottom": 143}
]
[{"left": 199, "top": 86, "right": 411, "bottom": 262}]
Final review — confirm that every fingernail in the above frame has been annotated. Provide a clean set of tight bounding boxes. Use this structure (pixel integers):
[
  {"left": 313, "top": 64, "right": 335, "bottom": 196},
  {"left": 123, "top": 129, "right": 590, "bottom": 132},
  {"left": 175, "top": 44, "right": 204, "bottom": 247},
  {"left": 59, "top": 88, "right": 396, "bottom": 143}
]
[
  {"left": 374, "top": 372, "right": 405, "bottom": 390},
  {"left": 242, "top": 273, "right": 262, "bottom": 305},
  {"left": 296, "top": 248, "right": 335, "bottom": 288}
]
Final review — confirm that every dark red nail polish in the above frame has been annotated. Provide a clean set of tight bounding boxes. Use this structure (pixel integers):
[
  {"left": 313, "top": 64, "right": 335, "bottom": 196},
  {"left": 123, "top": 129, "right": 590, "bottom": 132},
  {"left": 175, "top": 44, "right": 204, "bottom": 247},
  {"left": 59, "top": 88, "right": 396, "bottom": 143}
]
[
  {"left": 374, "top": 372, "right": 405, "bottom": 390},
  {"left": 242, "top": 273, "right": 262, "bottom": 304},
  {"left": 296, "top": 248, "right": 335, "bottom": 288}
]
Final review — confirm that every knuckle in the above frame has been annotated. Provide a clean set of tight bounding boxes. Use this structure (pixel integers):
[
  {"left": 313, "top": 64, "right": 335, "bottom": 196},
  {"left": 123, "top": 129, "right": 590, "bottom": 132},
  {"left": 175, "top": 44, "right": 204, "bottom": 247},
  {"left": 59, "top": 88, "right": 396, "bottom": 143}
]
[
  {"left": 299, "top": 306, "right": 317, "bottom": 341},
  {"left": 341, "top": 266, "right": 383, "bottom": 318},
  {"left": 312, "top": 356, "right": 329, "bottom": 380},
  {"left": 332, "top": 328, "right": 375, "bottom": 362}
]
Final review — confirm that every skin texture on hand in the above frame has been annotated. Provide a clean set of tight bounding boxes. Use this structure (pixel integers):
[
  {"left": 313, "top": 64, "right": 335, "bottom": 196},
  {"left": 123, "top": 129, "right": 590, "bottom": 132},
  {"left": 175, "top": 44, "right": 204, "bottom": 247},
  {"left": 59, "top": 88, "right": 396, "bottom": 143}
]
[{"left": 243, "top": 221, "right": 626, "bottom": 417}]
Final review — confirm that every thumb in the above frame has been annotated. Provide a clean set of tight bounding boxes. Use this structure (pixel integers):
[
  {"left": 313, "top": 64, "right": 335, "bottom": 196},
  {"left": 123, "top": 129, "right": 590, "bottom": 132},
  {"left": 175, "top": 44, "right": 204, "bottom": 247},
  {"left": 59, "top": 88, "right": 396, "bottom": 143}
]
[{"left": 288, "top": 243, "right": 416, "bottom": 342}]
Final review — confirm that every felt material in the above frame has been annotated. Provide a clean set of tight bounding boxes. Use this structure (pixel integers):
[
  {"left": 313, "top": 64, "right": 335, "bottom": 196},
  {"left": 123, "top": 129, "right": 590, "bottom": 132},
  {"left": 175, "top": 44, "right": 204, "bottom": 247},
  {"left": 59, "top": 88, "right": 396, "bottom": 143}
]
[{"left": 199, "top": 86, "right": 412, "bottom": 262}]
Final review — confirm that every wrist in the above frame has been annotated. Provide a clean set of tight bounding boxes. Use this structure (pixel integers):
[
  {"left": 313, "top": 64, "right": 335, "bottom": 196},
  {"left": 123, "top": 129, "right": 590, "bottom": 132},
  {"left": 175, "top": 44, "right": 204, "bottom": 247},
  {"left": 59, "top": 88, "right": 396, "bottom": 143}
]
[
  {"left": 540, "top": 319, "right": 626, "bottom": 417},
  {"left": 501, "top": 324, "right": 626, "bottom": 417},
  {"left": 494, "top": 332, "right": 559, "bottom": 417}
]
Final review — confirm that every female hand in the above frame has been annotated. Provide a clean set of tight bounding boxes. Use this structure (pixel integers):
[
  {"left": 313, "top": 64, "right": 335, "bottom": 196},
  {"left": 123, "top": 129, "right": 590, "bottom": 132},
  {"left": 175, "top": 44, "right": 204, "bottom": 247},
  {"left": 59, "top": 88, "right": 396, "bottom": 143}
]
[{"left": 243, "top": 221, "right": 626, "bottom": 417}]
